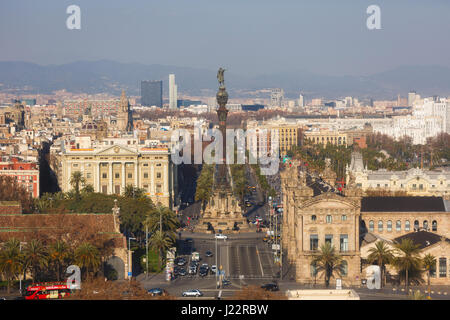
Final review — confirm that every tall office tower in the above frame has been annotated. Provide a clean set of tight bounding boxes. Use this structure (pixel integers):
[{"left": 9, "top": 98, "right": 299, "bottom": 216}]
[
  {"left": 298, "top": 94, "right": 304, "bottom": 107},
  {"left": 408, "top": 91, "right": 417, "bottom": 107},
  {"left": 141, "top": 80, "right": 162, "bottom": 107},
  {"left": 169, "top": 74, "right": 178, "bottom": 109},
  {"left": 270, "top": 88, "right": 284, "bottom": 108}
]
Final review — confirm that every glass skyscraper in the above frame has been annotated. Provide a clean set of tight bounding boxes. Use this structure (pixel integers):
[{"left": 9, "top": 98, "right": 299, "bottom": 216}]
[{"left": 141, "top": 80, "right": 162, "bottom": 107}]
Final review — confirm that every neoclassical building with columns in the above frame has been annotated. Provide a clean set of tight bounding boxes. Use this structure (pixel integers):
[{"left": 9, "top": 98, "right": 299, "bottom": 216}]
[
  {"left": 57, "top": 139, "right": 178, "bottom": 208},
  {"left": 281, "top": 161, "right": 450, "bottom": 286}
]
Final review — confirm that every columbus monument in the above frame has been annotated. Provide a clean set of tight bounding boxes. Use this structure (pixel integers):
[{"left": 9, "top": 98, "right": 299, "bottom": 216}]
[{"left": 194, "top": 68, "right": 250, "bottom": 233}]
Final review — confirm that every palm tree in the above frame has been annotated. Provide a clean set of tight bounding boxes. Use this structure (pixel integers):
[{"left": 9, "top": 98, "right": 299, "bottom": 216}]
[
  {"left": 367, "top": 241, "right": 394, "bottom": 287},
  {"left": 49, "top": 241, "right": 70, "bottom": 281},
  {"left": 74, "top": 243, "right": 100, "bottom": 279},
  {"left": 123, "top": 184, "right": 145, "bottom": 198},
  {"left": 23, "top": 240, "right": 48, "bottom": 283},
  {"left": 393, "top": 239, "right": 421, "bottom": 292},
  {"left": 422, "top": 254, "right": 436, "bottom": 299},
  {"left": 149, "top": 230, "right": 173, "bottom": 269},
  {"left": 0, "top": 244, "right": 23, "bottom": 294},
  {"left": 70, "top": 171, "right": 86, "bottom": 199},
  {"left": 145, "top": 205, "right": 179, "bottom": 242},
  {"left": 311, "top": 242, "right": 344, "bottom": 288}
]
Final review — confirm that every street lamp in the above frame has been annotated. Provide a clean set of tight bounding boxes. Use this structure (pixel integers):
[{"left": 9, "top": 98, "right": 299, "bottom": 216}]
[{"left": 128, "top": 237, "right": 136, "bottom": 281}]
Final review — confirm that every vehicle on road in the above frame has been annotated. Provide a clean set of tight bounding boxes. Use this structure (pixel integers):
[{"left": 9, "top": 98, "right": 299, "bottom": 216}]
[
  {"left": 175, "top": 257, "right": 187, "bottom": 266},
  {"left": 24, "top": 282, "right": 73, "bottom": 300},
  {"left": 148, "top": 288, "right": 166, "bottom": 296},
  {"left": 189, "top": 266, "right": 197, "bottom": 275},
  {"left": 205, "top": 250, "right": 213, "bottom": 257},
  {"left": 182, "top": 289, "right": 203, "bottom": 297},
  {"left": 210, "top": 265, "right": 217, "bottom": 274},
  {"left": 178, "top": 268, "right": 187, "bottom": 276},
  {"left": 222, "top": 279, "right": 231, "bottom": 286},
  {"left": 261, "top": 283, "right": 279, "bottom": 291},
  {"left": 191, "top": 251, "right": 200, "bottom": 262},
  {"left": 245, "top": 202, "right": 252, "bottom": 207},
  {"left": 215, "top": 234, "right": 228, "bottom": 240}
]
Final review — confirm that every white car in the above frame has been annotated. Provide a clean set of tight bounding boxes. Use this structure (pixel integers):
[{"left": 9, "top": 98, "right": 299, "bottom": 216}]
[
  {"left": 210, "top": 265, "right": 217, "bottom": 274},
  {"left": 182, "top": 289, "right": 203, "bottom": 297},
  {"left": 215, "top": 233, "right": 228, "bottom": 240}
]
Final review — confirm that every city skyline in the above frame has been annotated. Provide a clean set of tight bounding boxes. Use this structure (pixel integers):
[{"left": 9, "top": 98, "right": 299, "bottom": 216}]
[{"left": 0, "top": 0, "right": 450, "bottom": 77}]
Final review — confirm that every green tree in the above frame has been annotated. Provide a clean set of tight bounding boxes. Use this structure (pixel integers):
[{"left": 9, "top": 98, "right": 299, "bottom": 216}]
[
  {"left": 81, "top": 184, "right": 94, "bottom": 194},
  {"left": 23, "top": 239, "right": 48, "bottom": 283},
  {"left": 421, "top": 254, "right": 436, "bottom": 299},
  {"left": 367, "top": 241, "right": 394, "bottom": 287},
  {"left": 149, "top": 230, "right": 173, "bottom": 268},
  {"left": 393, "top": 239, "right": 422, "bottom": 292},
  {"left": 145, "top": 205, "right": 179, "bottom": 242},
  {"left": 311, "top": 242, "right": 344, "bottom": 288},
  {"left": 195, "top": 164, "right": 214, "bottom": 212},
  {"left": 49, "top": 240, "right": 71, "bottom": 281},
  {"left": 123, "top": 184, "right": 146, "bottom": 199},
  {"left": 70, "top": 171, "right": 86, "bottom": 199},
  {"left": 0, "top": 238, "right": 23, "bottom": 294},
  {"left": 74, "top": 243, "right": 100, "bottom": 279}
]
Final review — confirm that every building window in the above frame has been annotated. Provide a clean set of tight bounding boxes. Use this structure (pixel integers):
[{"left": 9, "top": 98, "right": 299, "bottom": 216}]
[
  {"left": 341, "top": 260, "right": 348, "bottom": 277},
  {"left": 396, "top": 220, "right": 401, "bottom": 232},
  {"left": 326, "top": 215, "right": 332, "bottom": 224},
  {"left": 86, "top": 173, "right": 91, "bottom": 179},
  {"left": 419, "top": 184, "right": 423, "bottom": 190},
  {"left": 414, "top": 220, "right": 419, "bottom": 231},
  {"left": 341, "top": 215, "right": 347, "bottom": 221},
  {"left": 325, "top": 234, "right": 333, "bottom": 246},
  {"left": 405, "top": 220, "right": 410, "bottom": 231},
  {"left": 311, "top": 262, "right": 317, "bottom": 277},
  {"left": 128, "top": 173, "right": 132, "bottom": 179},
  {"left": 340, "top": 235, "right": 348, "bottom": 252},
  {"left": 387, "top": 220, "right": 392, "bottom": 232},
  {"left": 310, "top": 234, "right": 318, "bottom": 251},
  {"left": 156, "top": 172, "right": 162, "bottom": 179},
  {"left": 423, "top": 220, "right": 428, "bottom": 231},
  {"left": 378, "top": 221, "right": 383, "bottom": 232},
  {"left": 311, "top": 215, "right": 317, "bottom": 222},
  {"left": 369, "top": 220, "right": 374, "bottom": 232},
  {"left": 432, "top": 220, "right": 437, "bottom": 232},
  {"left": 439, "top": 258, "right": 447, "bottom": 278},
  {"left": 102, "top": 173, "right": 107, "bottom": 179},
  {"left": 115, "top": 173, "right": 120, "bottom": 179},
  {"left": 144, "top": 173, "right": 148, "bottom": 179}
]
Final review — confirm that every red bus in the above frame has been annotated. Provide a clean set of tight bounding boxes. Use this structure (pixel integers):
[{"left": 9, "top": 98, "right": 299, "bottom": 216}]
[{"left": 24, "top": 282, "right": 73, "bottom": 300}]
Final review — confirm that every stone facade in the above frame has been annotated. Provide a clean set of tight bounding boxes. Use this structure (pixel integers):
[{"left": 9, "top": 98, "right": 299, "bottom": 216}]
[{"left": 281, "top": 160, "right": 450, "bottom": 285}]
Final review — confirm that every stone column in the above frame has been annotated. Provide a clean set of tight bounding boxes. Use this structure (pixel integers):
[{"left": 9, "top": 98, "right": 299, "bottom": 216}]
[
  {"left": 98, "top": 162, "right": 101, "bottom": 192},
  {"left": 150, "top": 164, "right": 155, "bottom": 193},
  {"left": 134, "top": 161, "right": 138, "bottom": 188},
  {"left": 122, "top": 162, "right": 126, "bottom": 190},
  {"left": 93, "top": 162, "right": 98, "bottom": 192},
  {"left": 66, "top": 161, "right": 71, "bottom": 193},
  {"left": 109, "top": 162, "right": 113, "bottom": 194}
]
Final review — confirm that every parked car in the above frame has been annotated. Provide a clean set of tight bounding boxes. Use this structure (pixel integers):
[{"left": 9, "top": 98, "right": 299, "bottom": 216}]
[
  {"left": 199, "top": 268, "right": 208, "bottom": 277},
  {"left": 222, "top": 279, "right": 231, "bottom": 286},
  {"left": 182, "top": 289, "right": 203, "bottom": 297},
  {"left": 189, "top": 266, "right": 197, "bottom": 275},
  {"left": 178, "top": 268, "right": 187, "bottom": 276},
  {"left": 261, "top": 283, "right": 279, "bottom": 291},
  {"left": 148, "top": 288, "right": 165, "bottom": 296},
  {"left": 205, "top": 250, "right": 213, "bottom": 257},
  {"left": 210, "top": 265, "right": 217, "bottom": 274},
  {"left": 176, "top": 257, "right": 187, "bottom": 266},
  {"left": 215, "top": 234, "right": 228, "bottom": 240}
]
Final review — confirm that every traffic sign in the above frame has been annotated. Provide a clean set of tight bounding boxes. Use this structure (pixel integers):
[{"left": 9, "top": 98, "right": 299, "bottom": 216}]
[{"left": 128, "top": 272, "right": 132, "bottom": 276}]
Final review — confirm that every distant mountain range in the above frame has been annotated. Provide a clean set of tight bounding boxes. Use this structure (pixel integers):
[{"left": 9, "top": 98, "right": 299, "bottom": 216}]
[{"left": 0, "top": 60, "right": 449, "bottom": 100}]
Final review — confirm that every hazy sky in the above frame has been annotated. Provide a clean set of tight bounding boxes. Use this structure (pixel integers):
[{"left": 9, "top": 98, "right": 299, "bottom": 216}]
[{"left": 1, "top": 0, "right": 449, "bottom": 76}]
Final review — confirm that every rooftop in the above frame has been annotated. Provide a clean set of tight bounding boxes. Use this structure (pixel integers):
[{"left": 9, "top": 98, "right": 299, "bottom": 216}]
[{"left": 361, "top": 196, "right": 446, "bottom": 212}]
